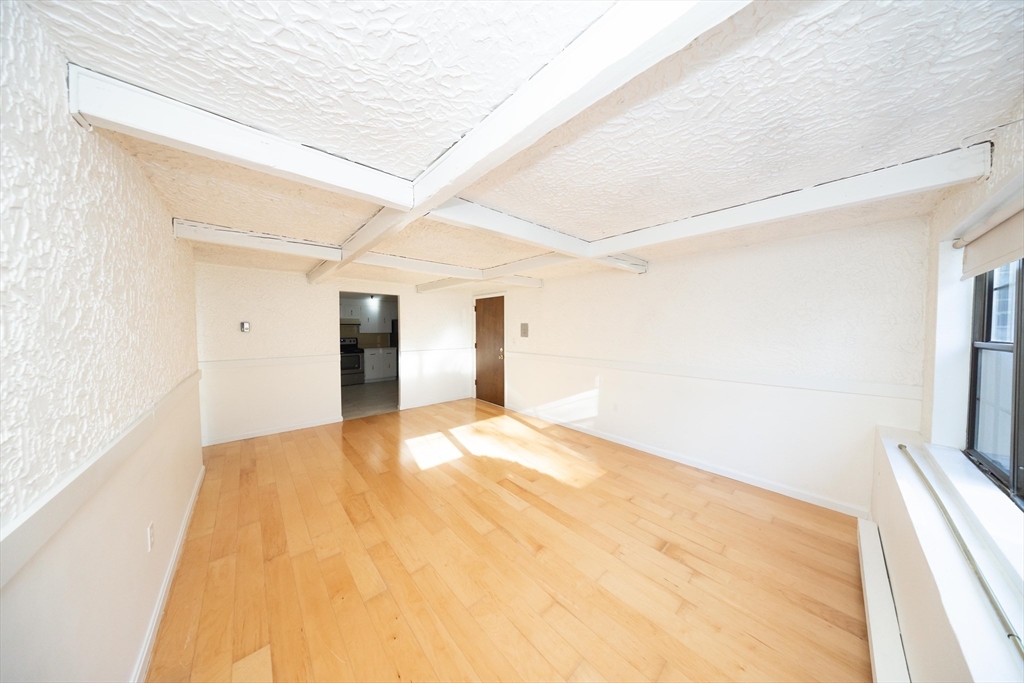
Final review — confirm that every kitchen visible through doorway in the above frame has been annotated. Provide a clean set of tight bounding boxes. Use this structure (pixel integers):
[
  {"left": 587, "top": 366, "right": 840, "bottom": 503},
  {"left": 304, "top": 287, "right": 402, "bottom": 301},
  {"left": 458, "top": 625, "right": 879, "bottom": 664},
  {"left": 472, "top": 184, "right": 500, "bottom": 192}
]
[{"left": 340, "top": 291, "right": 399, "bottom": 419}]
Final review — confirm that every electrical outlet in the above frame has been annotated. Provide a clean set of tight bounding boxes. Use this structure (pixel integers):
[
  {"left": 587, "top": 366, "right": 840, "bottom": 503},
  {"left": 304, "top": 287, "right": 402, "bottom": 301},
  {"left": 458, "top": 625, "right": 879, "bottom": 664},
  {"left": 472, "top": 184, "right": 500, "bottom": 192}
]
[{"left": 147, "top": 522, "right": 154, "bottom": 552}]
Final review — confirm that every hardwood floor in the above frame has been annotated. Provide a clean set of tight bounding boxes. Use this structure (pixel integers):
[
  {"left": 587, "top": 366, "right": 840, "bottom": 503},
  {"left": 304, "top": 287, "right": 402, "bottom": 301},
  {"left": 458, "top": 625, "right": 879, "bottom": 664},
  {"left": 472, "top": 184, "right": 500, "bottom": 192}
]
[{"left": 146, "top": 399, "right": 870, "bottom": 682}]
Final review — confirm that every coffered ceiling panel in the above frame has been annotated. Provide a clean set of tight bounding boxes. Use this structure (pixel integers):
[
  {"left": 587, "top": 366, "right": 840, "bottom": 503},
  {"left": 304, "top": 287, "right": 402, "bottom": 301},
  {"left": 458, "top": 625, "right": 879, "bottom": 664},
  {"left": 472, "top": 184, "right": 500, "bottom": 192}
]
[
  {"left": 629, "top": 189, "right": 945, "bottom": 262},
  {"left": 192, "top": 242, "right": 320, "bottom": 273},
  {"left": 324, "top": 262, "right": 435, "bottom": 285},
  {"left": 371, "top": 217, "right": 550, "bottom": 269},
  {"left": 192, "top": 242, "right": 434, "bottom": 283},
  {"left": 463, "top": 0, "right": 1024, "bottom": 241},
  {"left": 32, "top": 0, "right": 612, "bottom": 179},
  {"left": 111, "top": 134, "right": 379, "bottom": 245}
]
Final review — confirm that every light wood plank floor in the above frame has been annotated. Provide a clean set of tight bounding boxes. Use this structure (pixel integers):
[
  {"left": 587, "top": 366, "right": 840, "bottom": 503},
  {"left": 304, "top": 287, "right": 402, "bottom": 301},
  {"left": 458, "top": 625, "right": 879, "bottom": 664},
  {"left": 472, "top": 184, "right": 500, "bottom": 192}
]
[{"left": 147, "top": 399, "right": 869, "bottom": 682}]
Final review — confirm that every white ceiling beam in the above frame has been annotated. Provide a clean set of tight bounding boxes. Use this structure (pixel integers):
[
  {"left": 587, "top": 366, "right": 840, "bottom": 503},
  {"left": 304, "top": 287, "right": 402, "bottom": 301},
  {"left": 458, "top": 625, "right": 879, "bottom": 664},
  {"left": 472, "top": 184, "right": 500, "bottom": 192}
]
[
  {"left": 412, "top": 0, "right": 751, "bottom": 205},
  {"left": 314, "top": 0, "right": 750, "bottom": 280},
  {"left": 306, "top": 259, "right": 342, "bottom": 284},
  {"left": 429, "top": 199, "right": 591, "bottom": 256},
  {"left": 175, "top": 219, "right": 492, "bottom": 282},
  {"left": 173, "top": 219, "right": 343, "bottom": 261},
  {"left": 175, "top": 218, "right": 551, "bottom": 288},
  {"left": 415, "top": 274, "right": 543, "bottom": 294},
  {"left": 596, "top": 253, "right": 650, "bottom": 274},
  {"left": 415, "top": 278, "right": 477, "bottom": 293},
  {"left": 491, "top": 275, "right": 543, "bottom": 288},
  {"left": 353, "top": 252, "right": 481, "bottom": 280},
  {"left": 589, "top": 145, "right": 993, "bottom": 257},
  {"left": 428, "top": 199, "right": 648, "bottom": 273},
  {"left": 481, "top": 254, "right": 575, "bottom": 278},
  {"left": 68, "top": 65, "right": 413, "bottom": 210}
]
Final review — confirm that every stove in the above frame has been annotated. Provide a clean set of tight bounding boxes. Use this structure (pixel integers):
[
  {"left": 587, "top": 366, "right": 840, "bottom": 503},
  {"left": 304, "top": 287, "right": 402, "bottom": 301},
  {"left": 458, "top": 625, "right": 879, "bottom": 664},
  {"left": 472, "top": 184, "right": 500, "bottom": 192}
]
[{"left": 340, "top": 337, "right": 364, "bottom": 385}]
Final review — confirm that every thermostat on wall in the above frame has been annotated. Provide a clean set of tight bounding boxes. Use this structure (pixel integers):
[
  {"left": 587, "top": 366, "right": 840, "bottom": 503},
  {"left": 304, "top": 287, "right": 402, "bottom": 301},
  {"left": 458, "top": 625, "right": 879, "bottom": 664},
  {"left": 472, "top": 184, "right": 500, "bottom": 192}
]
[{"left": 240, "top": 322, "right": 250, "bottom": 332}]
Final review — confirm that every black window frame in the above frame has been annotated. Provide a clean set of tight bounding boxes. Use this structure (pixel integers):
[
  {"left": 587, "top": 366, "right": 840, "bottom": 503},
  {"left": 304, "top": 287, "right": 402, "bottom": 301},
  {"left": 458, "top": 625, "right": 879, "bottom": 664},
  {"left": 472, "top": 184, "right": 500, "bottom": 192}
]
[{"left": 965, "top": 258, "right": 1024, "bottom": 508}]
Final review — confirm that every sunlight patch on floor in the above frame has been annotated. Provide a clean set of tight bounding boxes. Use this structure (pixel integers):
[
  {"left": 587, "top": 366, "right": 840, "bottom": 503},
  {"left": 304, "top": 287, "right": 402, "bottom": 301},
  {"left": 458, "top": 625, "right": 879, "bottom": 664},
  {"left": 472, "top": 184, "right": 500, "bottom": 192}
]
[
  {"left": 448, "top": 415, "right": 605, "bottom": 488},
  {"left": 532, "top": 388, "right": 600, "bottom": 426},
  {"left": 404, "top": 431, "right": 464, "bottom": 470}
]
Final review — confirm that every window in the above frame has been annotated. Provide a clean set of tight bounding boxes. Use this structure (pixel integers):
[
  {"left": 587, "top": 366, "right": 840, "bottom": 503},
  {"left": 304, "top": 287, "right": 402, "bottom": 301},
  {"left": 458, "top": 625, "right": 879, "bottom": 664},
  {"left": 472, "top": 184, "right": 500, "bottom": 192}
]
[{"left": 967, "top": 259, "right": 1024, "bottom": 504}]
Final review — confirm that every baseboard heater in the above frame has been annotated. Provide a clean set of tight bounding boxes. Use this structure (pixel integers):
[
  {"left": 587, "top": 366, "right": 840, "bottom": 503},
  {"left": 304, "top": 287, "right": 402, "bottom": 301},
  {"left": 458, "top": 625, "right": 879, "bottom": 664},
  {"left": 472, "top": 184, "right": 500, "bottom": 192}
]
[{"left": 858, "top": 518, "right": 912, "bottom": 682}]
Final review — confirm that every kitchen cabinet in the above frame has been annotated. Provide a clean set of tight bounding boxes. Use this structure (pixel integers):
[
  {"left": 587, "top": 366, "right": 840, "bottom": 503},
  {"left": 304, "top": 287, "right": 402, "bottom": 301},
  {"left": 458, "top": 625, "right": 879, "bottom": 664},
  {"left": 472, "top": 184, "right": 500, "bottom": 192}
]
[
  {"left": 340, "top": 299, "right": 363, "bottom": 321},
  {"left": 360, "top": 299, "right": 398, "bottom": 333},
  {"left": 364, "top": 347, "right": 397, "bottom": 382}
]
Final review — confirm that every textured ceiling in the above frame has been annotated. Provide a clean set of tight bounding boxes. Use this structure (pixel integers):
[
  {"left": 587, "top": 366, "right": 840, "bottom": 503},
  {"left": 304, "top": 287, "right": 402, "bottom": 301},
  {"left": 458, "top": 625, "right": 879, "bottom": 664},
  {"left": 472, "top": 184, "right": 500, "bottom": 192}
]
[
  {"left": 463, "top": 0, "right": 1024, "bottom": 241},
  {"left": 111, "top": 133, "right": 379, "bottom": 245},
  {"left": 192, "top": 242, "right": 434, "bottom": 284},
  {"left": 629, "top": 189, "right": 945, "bottom": 262},
  {"left": 372, "top": 217, "right": 550, "bottom": 269},
  {"left": 31, "top": 0, "right": 611, "bottom": 179},
  {"left": 192, "top": 242, "right": 320, "bottom": 272},
  {"left": 324, "top": 262, "right": 434, "bottom": 285},
  {"left": 503, "top": 259, "right": 608, "bottom": 283},
  {"left": 35, "top": 0, "right": 1024, "bottom": 280}
]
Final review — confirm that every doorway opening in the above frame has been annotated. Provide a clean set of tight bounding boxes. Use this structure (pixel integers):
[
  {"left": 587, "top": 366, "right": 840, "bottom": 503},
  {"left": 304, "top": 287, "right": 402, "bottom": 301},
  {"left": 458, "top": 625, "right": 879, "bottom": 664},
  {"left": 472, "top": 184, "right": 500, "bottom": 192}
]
[
  {"left": 475, "top": 295, "right": 505, "bottom": 406},
  {"left": 340, "top": 292, "right": 399, "bottom": 419}
]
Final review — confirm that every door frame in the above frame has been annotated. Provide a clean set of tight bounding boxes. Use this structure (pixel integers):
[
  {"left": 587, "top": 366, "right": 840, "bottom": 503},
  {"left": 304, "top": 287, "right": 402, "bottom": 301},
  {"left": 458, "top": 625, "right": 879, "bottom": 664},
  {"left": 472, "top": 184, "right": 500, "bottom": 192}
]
[
  {"left": 473, "top": 292, "right": 506, "bottom": 406},
  {"left": 338, "top": 290, "right": 401, "bottom": 418}
]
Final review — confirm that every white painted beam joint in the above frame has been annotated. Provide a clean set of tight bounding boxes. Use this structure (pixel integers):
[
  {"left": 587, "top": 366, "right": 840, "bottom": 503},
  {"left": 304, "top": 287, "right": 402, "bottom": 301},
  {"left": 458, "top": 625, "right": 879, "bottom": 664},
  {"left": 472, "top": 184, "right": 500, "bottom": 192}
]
[{"left": 68, "top": 64, "right": 413, "bottom": 209}]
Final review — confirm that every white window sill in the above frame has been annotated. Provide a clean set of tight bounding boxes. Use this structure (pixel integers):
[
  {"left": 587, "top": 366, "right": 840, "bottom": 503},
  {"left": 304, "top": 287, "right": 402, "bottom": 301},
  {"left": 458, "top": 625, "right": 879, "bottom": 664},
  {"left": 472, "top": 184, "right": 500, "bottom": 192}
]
[
  {"left": 875, "top": 428, "right": 1023, "bottom": 681},
  {"left": 922, "top": 442, "right": 1023, "bottom": 588}
]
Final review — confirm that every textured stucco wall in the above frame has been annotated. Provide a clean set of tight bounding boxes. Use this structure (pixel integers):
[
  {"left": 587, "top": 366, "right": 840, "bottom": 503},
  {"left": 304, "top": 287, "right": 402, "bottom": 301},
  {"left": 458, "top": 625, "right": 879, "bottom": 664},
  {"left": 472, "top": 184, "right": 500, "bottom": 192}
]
[
  {"left": 0, "top": 2, "right": 198, "bottom": 529},
  {"left": 113, "top": 134, "right": 381, "bottom": 246},
  {"left": 930, "top": 98, "right": 1024, "bottom": 242},
  {"left": 919, "top": 98, "right": 1024, "bottom": 442}
]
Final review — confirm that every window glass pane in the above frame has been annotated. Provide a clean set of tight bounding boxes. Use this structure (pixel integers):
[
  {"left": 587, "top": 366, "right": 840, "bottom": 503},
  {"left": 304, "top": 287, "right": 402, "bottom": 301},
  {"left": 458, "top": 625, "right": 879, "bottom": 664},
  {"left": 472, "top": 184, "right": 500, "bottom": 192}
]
[
  {"left": 973, "top": 348, "right": 1014, "bottom": 474},
  {"left": 990, "top": 260, "right": 1017, "bottom": 343}
]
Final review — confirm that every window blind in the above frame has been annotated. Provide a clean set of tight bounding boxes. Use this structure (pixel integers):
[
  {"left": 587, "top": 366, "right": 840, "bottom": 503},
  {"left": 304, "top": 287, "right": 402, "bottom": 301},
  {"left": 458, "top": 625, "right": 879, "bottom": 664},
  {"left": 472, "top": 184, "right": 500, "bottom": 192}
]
[{"left": 962, "top": 209, "right": 1024, "bottom": 280}]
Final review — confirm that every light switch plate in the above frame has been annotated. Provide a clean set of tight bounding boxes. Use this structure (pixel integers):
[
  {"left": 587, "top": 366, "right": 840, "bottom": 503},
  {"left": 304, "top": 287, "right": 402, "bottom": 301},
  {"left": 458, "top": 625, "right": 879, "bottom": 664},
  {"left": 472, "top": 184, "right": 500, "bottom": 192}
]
[
  {"left": 520, "top": 323, "right": 529, "bottom": 338},
  {"left": 240, "top": 321, "right": 250, "bottom": 332}
]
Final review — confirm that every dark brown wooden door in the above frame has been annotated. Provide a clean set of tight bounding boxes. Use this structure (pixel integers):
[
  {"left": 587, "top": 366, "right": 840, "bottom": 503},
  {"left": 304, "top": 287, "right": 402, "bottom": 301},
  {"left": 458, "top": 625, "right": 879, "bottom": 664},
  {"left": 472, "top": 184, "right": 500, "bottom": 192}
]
[{"left": 475, "top": 296, "right": 504, "bottom": 406}]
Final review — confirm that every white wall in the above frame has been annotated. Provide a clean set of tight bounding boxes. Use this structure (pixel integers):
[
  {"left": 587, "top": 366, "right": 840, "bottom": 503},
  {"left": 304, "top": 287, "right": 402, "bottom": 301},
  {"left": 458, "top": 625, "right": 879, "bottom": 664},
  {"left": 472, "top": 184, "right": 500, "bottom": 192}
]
[
  {"left": 0, "top": 3, "right": 202, "bottom": 680},
  {"left": 922, "top": 98, "right": 1024, "bottom": 446},
  {"left": 871, "top": 430, "right": 972, "bottom": 682},
  {"left": 503, "top": 218, "right": 930, "bottom": 516},
  {"left": 0, "top": 387, "right": 204, "bottom": 682},
  {"left": 194, "top": 263, "right": 475, "bottom": 445},
  {"left": 874, "top": 103, "right": 1024, "bottom": 682}
]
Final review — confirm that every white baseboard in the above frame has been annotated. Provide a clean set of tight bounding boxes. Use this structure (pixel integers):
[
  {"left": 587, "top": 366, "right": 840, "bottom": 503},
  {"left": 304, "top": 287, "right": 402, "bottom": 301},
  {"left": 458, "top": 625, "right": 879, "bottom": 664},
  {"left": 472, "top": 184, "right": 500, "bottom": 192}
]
[
  {"left": 131, "top": 465, "right": 205, "bottom": 683},
  {"left": 858, "top": 518, "right": 911, "bottom": 683},
  {"left": 204, "top": 413, "right": 342, "bottom": 446},
  {"left": 512, "top": 406, "right": 869, "bottom": 518}
]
